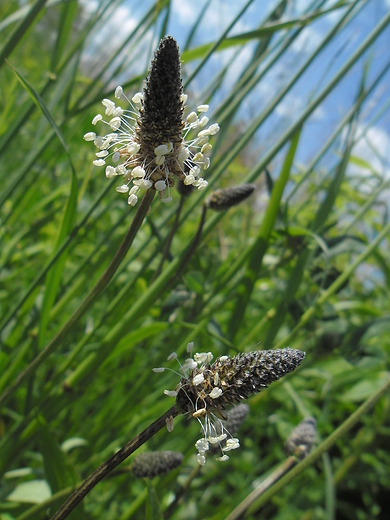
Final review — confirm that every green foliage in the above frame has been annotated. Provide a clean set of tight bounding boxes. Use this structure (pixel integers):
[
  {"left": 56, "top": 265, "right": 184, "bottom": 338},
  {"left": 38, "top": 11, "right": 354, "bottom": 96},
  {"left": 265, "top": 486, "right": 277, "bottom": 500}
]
[{"left": 1, "top": 0, "right": 390, "bottom": 519}]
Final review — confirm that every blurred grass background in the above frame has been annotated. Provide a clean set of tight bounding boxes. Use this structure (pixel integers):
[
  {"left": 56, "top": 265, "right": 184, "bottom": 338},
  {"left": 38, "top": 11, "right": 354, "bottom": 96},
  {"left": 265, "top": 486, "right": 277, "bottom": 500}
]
[{"left": 1, "top": 0, "right": 390, "bottom": 519}]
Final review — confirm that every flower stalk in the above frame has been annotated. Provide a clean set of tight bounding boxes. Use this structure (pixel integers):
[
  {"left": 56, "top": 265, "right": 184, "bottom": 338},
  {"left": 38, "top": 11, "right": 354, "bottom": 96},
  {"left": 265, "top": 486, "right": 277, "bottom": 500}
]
[{"left": 50, "top": 404, "right": 179, "bottom": 520}]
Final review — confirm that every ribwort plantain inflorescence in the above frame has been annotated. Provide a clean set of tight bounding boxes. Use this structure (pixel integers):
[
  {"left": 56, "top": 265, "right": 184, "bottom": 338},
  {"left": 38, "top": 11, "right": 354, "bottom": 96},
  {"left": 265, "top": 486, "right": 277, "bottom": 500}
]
[
  {"left": 84, "top": 36, "right": 219, "bottom": 206},
  {"left": 154, "top": 344, "right": 305, "bottom": 465}
]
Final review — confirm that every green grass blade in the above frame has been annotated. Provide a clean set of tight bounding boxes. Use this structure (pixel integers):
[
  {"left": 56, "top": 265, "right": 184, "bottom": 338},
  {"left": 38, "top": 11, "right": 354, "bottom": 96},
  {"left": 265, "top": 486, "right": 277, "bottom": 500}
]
[
  {"left": 0, "top": 0, "right": 49, "bottom": 69},
  {"left": 228, "top": 129, "right": 301, "bottom": 339}
]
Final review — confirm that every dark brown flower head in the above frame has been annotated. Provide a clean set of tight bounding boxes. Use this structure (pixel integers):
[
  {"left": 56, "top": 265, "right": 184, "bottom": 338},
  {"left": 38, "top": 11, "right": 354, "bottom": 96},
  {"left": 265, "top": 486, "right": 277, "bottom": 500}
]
[
  {"left": 84, "top": 36, "right": 219, "bottom": 206},
  {"left": 175, "top": 348, "right": 305, "bottom": 417},
  {"left": 206, "top": 184, "right": 256, "bottom": 211},
  {"left": 154, "top": 345, "right": 305, "bottom": 466},
  {"left": 132, "top": 450, "right": 183, "bottom": 478},
  {"left": 285, "top": 417, "right": 316, "bottom": 458},
  {"left": 138, "top": 36, "right": 184, "bottom": 162}
]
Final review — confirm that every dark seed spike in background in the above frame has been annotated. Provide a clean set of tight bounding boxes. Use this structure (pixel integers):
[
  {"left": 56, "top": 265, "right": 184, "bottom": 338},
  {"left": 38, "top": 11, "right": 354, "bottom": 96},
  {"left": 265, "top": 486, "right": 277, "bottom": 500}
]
[
  {"left": 206, "top": 184, "right": 256, "bottom": 211},
  {"left": 132, "top": 451, "right": 183, "bottom": 479}
]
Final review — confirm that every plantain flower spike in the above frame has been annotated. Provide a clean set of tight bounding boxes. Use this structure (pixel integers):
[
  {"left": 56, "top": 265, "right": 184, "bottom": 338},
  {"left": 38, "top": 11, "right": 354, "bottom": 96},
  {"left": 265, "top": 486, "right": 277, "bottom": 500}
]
[
  {"left": 154, "top": 345, "right": 305, "bottom": 466},
  {"left": 206, "top": 184, "right": 255, "bottom": 211},
  {"left": 132, "top": 451, "right": 183, "bottom": 478},
  {"left": 285, "top": 416, "right": 316, "bottom": 459},
  {"left": 83, "top": 36, "right": 219, "bottom": 206}
]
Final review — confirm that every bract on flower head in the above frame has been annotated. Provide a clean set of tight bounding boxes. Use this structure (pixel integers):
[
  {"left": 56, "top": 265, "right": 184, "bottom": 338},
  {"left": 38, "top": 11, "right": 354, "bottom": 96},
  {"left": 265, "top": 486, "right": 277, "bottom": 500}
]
[
  {"left": 83, "top": 36, "right": 219, "bottom": 206},
  {"left": 154, "top": 343, "right": 305, "bottom": 465}
]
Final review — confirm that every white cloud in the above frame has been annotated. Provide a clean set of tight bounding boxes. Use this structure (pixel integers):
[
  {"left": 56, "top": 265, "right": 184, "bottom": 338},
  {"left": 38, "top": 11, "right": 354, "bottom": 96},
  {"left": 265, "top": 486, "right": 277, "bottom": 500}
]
[
  {"left": 291, "top": 26, "right": 323, "bottom": 54},
  {"left": 172, "top": 0, "right": 200, "bottom": 25},
  {"left": 275, "top": 92, "right": 304, "bottom": 118},
  {"left": 351, "top": 125, "right": 390, "bottom": 178}
]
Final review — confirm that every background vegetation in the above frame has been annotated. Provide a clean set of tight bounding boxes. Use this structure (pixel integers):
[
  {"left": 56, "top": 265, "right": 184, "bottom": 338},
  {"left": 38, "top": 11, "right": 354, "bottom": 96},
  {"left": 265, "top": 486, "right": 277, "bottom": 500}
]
[{"left": 1, "top": 0, "right": 390, "bottom": 519}]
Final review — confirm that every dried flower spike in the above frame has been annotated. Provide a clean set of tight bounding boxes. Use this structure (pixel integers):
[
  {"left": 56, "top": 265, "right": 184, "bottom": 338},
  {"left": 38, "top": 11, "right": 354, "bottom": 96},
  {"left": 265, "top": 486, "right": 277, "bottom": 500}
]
[
  {"left": 205, "top": 184, "right": 255, "bottom": 211},
  {"left": 154, "top": 345, "right": 305, "bottom": 465},
  {"left": 285, "top": 416, "right": 316, "bottom": 458},
  {"left": 132, "top": 451, "right": 183, "bottom": 478},
  {"left": 83, "top": 36, "right": 219, "bottom": 206}
]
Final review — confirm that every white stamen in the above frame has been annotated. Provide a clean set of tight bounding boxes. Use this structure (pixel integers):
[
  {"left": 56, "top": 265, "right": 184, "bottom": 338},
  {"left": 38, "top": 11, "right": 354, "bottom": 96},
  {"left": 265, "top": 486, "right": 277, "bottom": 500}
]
[
  {"left": 112, "top": 151, "right": 120, "bottom": 162},
  {"left": 178, "top": 147, "right": 190, "bottom": 163},
  {"left": 197, "top": 104, "right": 209, "bottom": 113},
  {"left": 141, "top": 179, "right": 153, "bottom": 189},
  {"left": 132, "top": 92, "right": 143, "bottom": 104},
  {"left": 193, "top": 408, "right": 206, "bottom": 418},
  {"left": 93, "top": 159, "right": 106, "bottom": 167},
  {"left": 115, "top": 185, "right": 129, "bottom": 193},
  {"left": 208, "top": 123, "right": 220, "bottom": 135},
  {"left": 109, "top": 117, "right": 121, "bottom": 130},
  {"left": 216, "top": 455, "right": 229, "bottom": 462},
  {"left": 164, "top": 390, "right": 178, "bottom": 397},
  {"left": 127, "top": 194, "right": 138, "bottom": 206},
  {"left": 192, "top": 152, "right": 203, "bottom": 162},
  {"left": 184, "top": 174, "right": 195, "bottom": 185},
  {"left": 167, "top": 352, "right": 178, "bottom": 361},
  {"left": 113, "top": 107, "right": 124, "bottom": 117},
  {"left": 132, "top": 166, "right": 145, "bottom": 178},
  {"left": 180, "top": 93, "right": 188, "bottom": 104},
  {"left": 190, "top": 166, "right": 201, "bottom": 177},
  {"left": 182, "top": 358, "right": 197, "bottom": 371},
  {"left": 92, "top": 115, "right": 103, "bottom": 125},
  {"left": 96, "top": 150, "right": 108, "bottom": 158},
  {"left": 192, "top": 373, "right": 205, "bottom": 385},
  {"left": 194, "top": 352, "right": 213, "bottom": 364},
  {"left": 115, "top": 86, "right": 123, "bottom": 99},
  {"left": 102, "top": 98, "right": 115, "bottom": 109},
  {"left": 195, "top": 438, "right": 209, "bottom": 452},
  {"left": 83, "top": 132, "right": 96, "bottom": 141},
  {"left": 154, "top": 144, "right": 170, "bottom": 156},
  {"left": 152, "top": 367, "right": 165, "bottom": 373},
  {"left": 127, "top": 143, "right": 140, "bottom": 154},
  {"left": 115, "top": 165, "right": 126, "bottom": 175},
  {"left": 94, "top": 136, "right": 104, "bottom": 148},
  {"left": 155, "top": 180, "right": 167, "bottom": 191},
  {"left": 223, "top": 438, "right": 240, "bottom": 451},
  {"left": 187, "top": 111, "right": 198, "bottom": 123},
  {"left": 197, "top": 454, "right": 206, "bottom": 466},
  {"left": 201, "top": 143, "right": 212, "bottom": 154},
  {"left": 210, "top": 387, "right": 222, "bottom": 399},
  {"left": 105, "top": 166, "right": 115, "bottom": 178}
]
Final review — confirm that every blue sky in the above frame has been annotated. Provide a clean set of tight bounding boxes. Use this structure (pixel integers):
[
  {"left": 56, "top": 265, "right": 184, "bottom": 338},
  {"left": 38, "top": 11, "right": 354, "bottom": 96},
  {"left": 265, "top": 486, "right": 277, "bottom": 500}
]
[{"left": 83, "top": 0, "right": 390, "bottom": 182}]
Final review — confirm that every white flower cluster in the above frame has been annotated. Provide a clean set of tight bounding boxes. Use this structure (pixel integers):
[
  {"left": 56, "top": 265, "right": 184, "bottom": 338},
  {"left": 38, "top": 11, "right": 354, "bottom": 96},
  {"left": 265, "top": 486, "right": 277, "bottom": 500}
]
[
  {"left": 83, "top": 87, "right": 219, "bottom": 206},
  {"left": 153, "top": 343, "right": 240, "bottom": 466}
]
